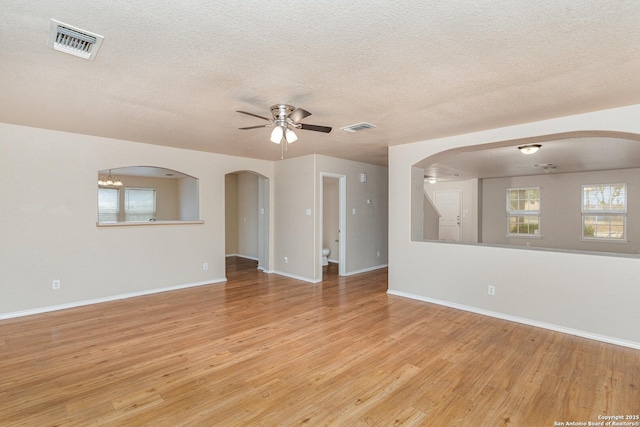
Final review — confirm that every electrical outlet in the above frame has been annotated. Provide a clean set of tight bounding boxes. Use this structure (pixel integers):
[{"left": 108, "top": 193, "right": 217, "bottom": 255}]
[
  {"left": 284, "top": 257, "right": 288, "bottom": 263},
  {"left": 52, "top": 280, "right": 60, "bottom": 290},
  {"left": 203, "top": 263, "right": 208, "bottom": 270},
  {"left": 488, "top": 285, "right": 495, "bottom": 296},
  {"left": 376, "top": 250, "right": 380, "bottom": 258}
]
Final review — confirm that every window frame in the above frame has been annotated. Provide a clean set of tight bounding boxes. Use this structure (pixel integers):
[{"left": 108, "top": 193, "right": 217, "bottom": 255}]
[
  {"left": 506, "top": 187, "right": 541, "bottom": 238},
  {"left": 581, "top": 183, "right": 627, "bottom": 242},
  {"left": 97, "top": 187, "right": 120, "bottom": 223},
  {"left": 124, "top": 187, "right": 157, "bottom": 222}
]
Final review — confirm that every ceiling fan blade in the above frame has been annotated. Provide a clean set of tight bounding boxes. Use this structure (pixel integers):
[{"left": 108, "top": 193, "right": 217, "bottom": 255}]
[
  {"left": 300, "top": 123, "right": 332, "bottom": 133},
  {"left": 239, "top": 125, "right": 270, "bottom": 130},
  {"left": 287, "top": 108, "right": 311, "bottom": 123},
  {"left": 236, "top": 110, "right": 271, "bottom": 121}
]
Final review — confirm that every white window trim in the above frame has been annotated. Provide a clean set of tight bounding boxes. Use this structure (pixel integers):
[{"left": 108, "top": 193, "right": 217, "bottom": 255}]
[
  {"left": 581, "top": 183, "right": 627, "bottom": 242},
  {"left": 506, "top": 187, "right": 541, "bottom": 238},
  {"left": 124, "top": 187, "right": 157, "bottom": 222},
  {"left": 97, "top": 187, "right": 120, "bottom": 223}
]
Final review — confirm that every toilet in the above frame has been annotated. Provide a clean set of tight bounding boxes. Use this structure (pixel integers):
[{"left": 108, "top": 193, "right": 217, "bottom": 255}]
[{"left": 321, "top": 248, "right": 331, "bottom": 266}]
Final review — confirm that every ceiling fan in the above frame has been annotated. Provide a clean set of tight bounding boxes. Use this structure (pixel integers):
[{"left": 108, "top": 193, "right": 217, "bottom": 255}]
[{"left": 237, "top": 104, "right": 332, "bottom": 145}]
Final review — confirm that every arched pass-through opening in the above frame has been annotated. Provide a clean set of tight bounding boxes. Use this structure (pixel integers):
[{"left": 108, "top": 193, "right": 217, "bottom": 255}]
[
  {"left": 411, "top": 130, "right": 640, "bottom": 256},
  {"left": 97, "top": 165, "right": 200, "bottom": 225}
]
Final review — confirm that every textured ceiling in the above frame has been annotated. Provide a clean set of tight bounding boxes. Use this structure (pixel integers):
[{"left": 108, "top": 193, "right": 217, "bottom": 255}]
[{"left": 2, "top": 1, "right": 640, "bottom": 166}]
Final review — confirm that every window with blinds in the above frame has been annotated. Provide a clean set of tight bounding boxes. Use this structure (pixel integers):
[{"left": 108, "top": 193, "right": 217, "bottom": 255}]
[
  {"left": 98, "top": 188, "right": 119, "bottom": 222},
  {"left": 124, "top": 188, "right": 156, "bottom": 222}
]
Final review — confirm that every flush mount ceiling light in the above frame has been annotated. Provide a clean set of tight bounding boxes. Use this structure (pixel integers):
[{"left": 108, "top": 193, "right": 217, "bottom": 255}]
[
  {"left": 98, "top": 170, "right": 123, "bottom": 187},
  {"left": 518, "top": 144, "right": 542, "bottom": 154},
  {"left": 424, "top": 175, "right": 437, "bottom": 184}
]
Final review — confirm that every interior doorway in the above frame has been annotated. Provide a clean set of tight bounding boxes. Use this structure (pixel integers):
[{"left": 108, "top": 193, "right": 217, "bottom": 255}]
[
  {"left": 435, "top": 190, "right": 461, "bottom": 242},
  {"left": 225, "top": 171, "right": 270, "bottom": 272},
  {"left": 321, "top": 173, "right": 346, "bottom": 278}
]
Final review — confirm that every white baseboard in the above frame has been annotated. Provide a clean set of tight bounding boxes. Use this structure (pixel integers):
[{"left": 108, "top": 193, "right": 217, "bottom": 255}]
[
  {"left": 387, "top": 290, "right": 640, "bottom": 350},
  {"left": 343, "top": 263, "right": 388, "bottom": 277},
  {"left": 0, "top": 278, "right": 227, "bottom": 321},
  {"left": 271, "top": 270, "right": 321, "bottom": 284}
]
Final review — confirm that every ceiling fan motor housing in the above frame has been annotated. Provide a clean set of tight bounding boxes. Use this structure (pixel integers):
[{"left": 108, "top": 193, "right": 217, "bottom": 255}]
[
  {"left": 237, "top": 105, "right": 331, "bottom": 135},
  {"left": 270, "top": 104, "right": 295, "bottom": 119},
  {"left": 271, "top": 104, "right": 297, "bottom": 129}
]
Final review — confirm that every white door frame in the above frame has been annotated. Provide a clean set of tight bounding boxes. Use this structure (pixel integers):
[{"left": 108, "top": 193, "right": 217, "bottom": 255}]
[
  {"left": 320, "top": 173, "right": 346, "bottom": 277},
  {"left": 435, "top": 189, "right": 462, "bottom": 242},
  {"left": 224, "top": 171, "right": 270, "bottom": 272},
  {"left": 257, "top": 175, "right": 270, "bottom": 272}
]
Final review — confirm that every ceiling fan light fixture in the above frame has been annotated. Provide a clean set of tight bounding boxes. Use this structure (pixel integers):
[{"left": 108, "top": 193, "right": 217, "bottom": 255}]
[
  {"left": 285, "top": 128, "right": 298, "bottom": 143},
  {"left": 270, "top": 126, "right": 283, "bottom": 144},
  {"left": 237, "top": 105, "right": 331, "bottom": 155},
  {"left": 518, "top": 144, "right": 542, "bottom": 154}
]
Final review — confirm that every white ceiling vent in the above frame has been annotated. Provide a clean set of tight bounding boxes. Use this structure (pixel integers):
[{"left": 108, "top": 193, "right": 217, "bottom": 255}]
[
  {"left": 341, "top": 122, "right": 377, "bottom": 133},
  {"left": 47, "top": 19, "right": 104, "bottom": 60}
]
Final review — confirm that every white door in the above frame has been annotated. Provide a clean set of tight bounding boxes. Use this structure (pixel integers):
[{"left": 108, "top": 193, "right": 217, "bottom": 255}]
[{"left": 435, "top": 191, "right": 461, "bottom": 242}]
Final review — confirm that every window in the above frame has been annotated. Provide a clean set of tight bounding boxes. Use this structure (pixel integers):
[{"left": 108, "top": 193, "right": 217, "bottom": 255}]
[
  {"left": 506, "top": 188, "right": 540, "bottom": 236},
  {"left": 582, "top": 184, "right": 627, "bottom": 240},
  {"left": 98, "top": 188, "right": 119, "bottom": 222},
  {"left": 124, "top": 188, "right": 156, "bottom": 222}
]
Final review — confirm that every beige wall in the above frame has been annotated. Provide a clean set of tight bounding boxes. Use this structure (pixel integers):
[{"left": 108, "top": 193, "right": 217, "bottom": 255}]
[
  {"left": 0, "top": 123, "right": 274, "bottom": 316},
  {"left": 482, "top": 168, "right": 640, "bottom": 254},
  {"left": 389, "top": 104, "right": 640, "bottom": 348},
  {"left": 274, "top": 156, "right": 316, "bottom": 280},
  {"left": 272, "top": 154, "right": 389, "bottom": 282},
  {"left": 178, "top": 176, "right": 199, "bottom": 221},
  {"left": 316, "top": 155, "right": 388, "bottom": 279},
  {"left": 0, "top": 123, "right": 385, "bottom": 316}
]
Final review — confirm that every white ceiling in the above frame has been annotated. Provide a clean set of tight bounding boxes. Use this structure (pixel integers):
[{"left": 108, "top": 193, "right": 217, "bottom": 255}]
[{"left": 2, "top": 1, "right": 640, "bottom": 167}]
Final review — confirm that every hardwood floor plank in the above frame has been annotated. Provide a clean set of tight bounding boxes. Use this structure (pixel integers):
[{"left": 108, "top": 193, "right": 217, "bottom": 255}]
[{"left": 0, "top": 257, "right": 638, "bottom": 426}]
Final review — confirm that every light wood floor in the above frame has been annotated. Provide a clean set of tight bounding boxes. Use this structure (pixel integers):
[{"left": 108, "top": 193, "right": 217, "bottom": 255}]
[{"left": 1, "top": 257, "right": 638, "bottom": 426}]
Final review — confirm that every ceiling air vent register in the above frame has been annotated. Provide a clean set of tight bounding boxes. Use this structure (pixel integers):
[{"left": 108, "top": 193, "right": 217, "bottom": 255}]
[
  {"left": 341, "top": 122, "right": 377, "bottom": 133},
  {"left": 47, "top": 19, "right": 104, "bottom": 60}
]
